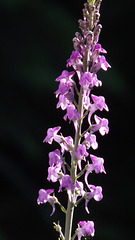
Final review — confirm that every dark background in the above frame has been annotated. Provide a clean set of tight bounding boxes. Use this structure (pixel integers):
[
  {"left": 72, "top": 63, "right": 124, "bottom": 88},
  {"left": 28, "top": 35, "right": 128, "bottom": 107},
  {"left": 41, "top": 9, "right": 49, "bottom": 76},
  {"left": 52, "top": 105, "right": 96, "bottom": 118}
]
[{"left": 0, "top": 0, "right": 134, "bottom": 239}]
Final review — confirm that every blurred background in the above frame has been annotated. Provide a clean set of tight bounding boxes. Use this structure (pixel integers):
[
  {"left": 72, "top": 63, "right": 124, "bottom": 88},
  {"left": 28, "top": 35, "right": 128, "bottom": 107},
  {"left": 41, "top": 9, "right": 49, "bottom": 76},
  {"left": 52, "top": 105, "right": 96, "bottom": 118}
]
[{"left": 0, "top": 0, "right": 134, "bottom": 239}]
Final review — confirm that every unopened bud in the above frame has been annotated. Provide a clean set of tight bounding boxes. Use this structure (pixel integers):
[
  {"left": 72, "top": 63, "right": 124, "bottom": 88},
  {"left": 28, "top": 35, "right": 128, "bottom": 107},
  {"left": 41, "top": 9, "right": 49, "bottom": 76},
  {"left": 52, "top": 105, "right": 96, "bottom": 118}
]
[
  {"left": 78, "top": 19, "right": 89, "bottom": 31},
  {"left": 86, "top": 31, "right": 94, "bottom": 45},
  {"left": 84, "top": 3, "right": 89, "bottom": 9},
  {"left": 73, "top": 37, "right": 80, "bottom": 51},
  {"left": 78, "top": 19, "right": 83, "bottom": 28},
  {"left": 89, "top": 5, "right": 95, "bottom": 12},
  {"left": 94, "top": 10, "right": 100, "bottom": 22},
  {"left": 75, "top": 32, "right": 84, "bottom": 42},
  {"left": 93, "top": 24, "right": 102, "bottom": 43},
  {"left": 95, "top": 0, "right": 102, "bottom": 8},
  {"left": 83, "top": 8, "right": 88, "bottom": 20},
  {"left": 94, "top": 24, "right": 102, "bottom": 35},
  {"left": 83, "top": 20, "right": 89, "bottom": 30}
]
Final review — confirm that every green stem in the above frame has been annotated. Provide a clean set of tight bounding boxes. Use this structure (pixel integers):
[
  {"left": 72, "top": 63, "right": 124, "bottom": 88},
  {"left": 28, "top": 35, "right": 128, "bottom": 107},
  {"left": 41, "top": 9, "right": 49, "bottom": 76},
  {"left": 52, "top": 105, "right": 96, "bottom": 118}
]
[
  {"left": 64, "top": 87, "right": 84, "bottom": 240},
  {"left": 64, "top": 44, "right": 89, "bottom": 240}
]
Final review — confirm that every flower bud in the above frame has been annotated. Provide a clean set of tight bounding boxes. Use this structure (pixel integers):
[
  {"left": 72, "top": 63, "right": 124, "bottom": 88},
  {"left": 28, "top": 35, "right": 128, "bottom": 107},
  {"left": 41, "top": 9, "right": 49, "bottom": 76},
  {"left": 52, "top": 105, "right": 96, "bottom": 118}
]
[
  {"left": 93, "top": 24, "right": 102, "bottom": 43},
  {"left": 89, "top": 5, "right": 95, "bottom": 12},
  {"left": 78, "top": 19, "right": 89, "bottom": 33},
  {"left": 73, "top": 37, "right": 81, "bottom": 51},
  {"left": 83, "top": 8, "right": 88, "bottom": 20},
  {"left": 95, "top": 0, "right": 102, "bottom": 9},
  {"left": 84, "top": 3, "right": 89, "bottom": 10},
  {"left": 94, "top": 10, "right": 100, "bottom": 22},
  {"left": 93, "top": 23, "right": 102, "bottom": 36},
  {"left": 75, "top": 32, "right": 83, "bottom": 42},
  {"left": 86, "top": 31, "right": 94, "bottom": 45}
]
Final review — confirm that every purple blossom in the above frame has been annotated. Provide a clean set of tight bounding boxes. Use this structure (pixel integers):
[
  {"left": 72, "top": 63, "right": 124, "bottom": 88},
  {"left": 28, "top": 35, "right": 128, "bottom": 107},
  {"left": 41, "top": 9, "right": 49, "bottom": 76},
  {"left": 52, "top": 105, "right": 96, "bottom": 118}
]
[
  {"left": 60, "top": 135, "right": 74, "bottom": 155},
  {"left": 91, "top": 94, "right": 109, "bottom": 111},
  {"left": 43, "top": 126, "right": 61, "bottom": 144},
  {"left": 77, "top": 220, "right": 95, "bottom": 240},
  {"left": 83, "top": 89, "right": 91, "bottom": 110},
  {"left": 92, "top": 72, "right": 102, "bottom": 87},
  {"left": 85, "top": 154, "right": 106, "bottom": 188},
  {"left": 64, "top": 104, "right": 81, "bottom": 131},
  {"left": 88, "top": 94, "right": 109, "bottom": 123},
  {"left": 55, "top": 70, "right": 75, "bottom": 99},
  {"left": 92, "top": 115, "right": 109, "bottom": 136},
  {"left": 85, "top": 185, "right": 103, "bottom": 214},
  {"left": 90, "top": 154, "right": 106, "bottom": 174},
  {"left": 37, "top": 189, "right": 56, "bottom": 216},
  {"left": 80, "top": 72, "right": 102, "bottom": 90},
  {"left": 75, "top": 144, "right": 88, "bottom": 170},
  {"left": 59, "top": 175, "right": 75, "bottom": 192},
  {"left": 83, "top": 133, "right": 98, "bottom": 150},
  {"left": 64, "top": 104, "right": 80, "bottom": 121},
  {"left": 59, "top": 175, "right": 75, "bottom": 201},
  {"left": 56, "top": 94, "right": 74, "bottom": 110},
  {"left": 92, "top": 55, "right": 111, "bottom": 73},
  {"left": 55, "top": 81, "right": 73, "bottom": 97},
  {"left": 92, "top": 43, "right": 107, "bottom": 62},
  {"left": 56, "top": 70, "right": 75, "bottom": 83},
  {"left": 66, "top": 50, "right": 83, "bottom": 70},
  {"left": 79, "top": 72, "right": 93, "bottom": 90},
  {"left": 49, "top": 149, "right": 63, "bottom": 167},
  {"left": 75, "top": 181, "right": 85, "bottom": 199},
  {"left": 47, "top": 165, "right": 62, "bottom": 182}
]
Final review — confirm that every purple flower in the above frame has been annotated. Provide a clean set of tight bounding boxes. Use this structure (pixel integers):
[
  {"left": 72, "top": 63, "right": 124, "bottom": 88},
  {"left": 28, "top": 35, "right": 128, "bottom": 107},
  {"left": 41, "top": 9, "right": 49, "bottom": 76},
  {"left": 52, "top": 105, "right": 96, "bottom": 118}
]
[
  {"left": 55, "top": 81, "right": 73, "bottom": 97},
  {"left": 84, "top": 163, "right": 94, "bottom": 188},
  {"left": 67, "top": 50, "right": 83, "bottom": 70},
  {"left": 92, "top": 55, "right": 111, "bottom": 73},
  {"left": 49, "top": 149, "right": 65, "bottom": 174},
  {"left": 85, "top": 154, "right": 106, "bottom": 188},
  {"left": 90, "top": 154, "right": 106, "bottom": 174},
  {"left": 56, "top": 70, "right": 75, "bottom": 83},
  {"left": 75, "top": 144, "right": 88, "bottom": 170},
  {"left": 59, "top": 175, "right": 75, "bottom": 201},
  {"left": 80, "top": 72, "right": 102, "bottom": 90},
  {"left": 56, "top": 94, "right": 73, "bottom": 110},
  {"left": 83, "top": 89, "right": 91, "bottom": 110},
  {"left": 92, "top": 115, "right": 109, "bottom": 136},
  {"left": 83, "top": 133, "right": 98, "bottom": 150},
  {"left": 91, "top": 94, "right": 109, "bottom": 112},
  {"left": 55, "top": 70, "right": 75, "bottom": 99},
  {"left": 60, "top": 135, "right": 74, "bottom": 155},
  {"left": 43, "top": 126, "right": 61, "bottom": 144},
  {"left": 75, "top": 181, "right": 85, "bottom": 198},
  {"left": 85, "top": 185, "right": 103, "bottom": 214},
  {"left": 77, "top": 220, "right": 95, "bottom": 240},
  {"left": 79, "top": 72, "right": 93, "bottom": 90},
  {"left": 37, "top": 189, "right": 57, "bottom": 216},
  {"left": 47, "top": 165, "right": 62, "bottom": 182},
  {"left": 64, "top": 104, "right": 80, "bottom": 121},
  {"left": 64, "top": 104, "right": 81, "bottom": 131},
  {"left": 88, "top": 94, "right": 109, "bottom": 124},
  {"left": 49, "top": 149, "right": 63, "bottom": 167},
  {"left": 59, "top": 175, "right": 75, "bottom": 191},
  {"left": 92, "top": 43, "right": 107, "bottom": 62},
  {"left": 92, "top": 72, "right": 102, "bottom": 87}
]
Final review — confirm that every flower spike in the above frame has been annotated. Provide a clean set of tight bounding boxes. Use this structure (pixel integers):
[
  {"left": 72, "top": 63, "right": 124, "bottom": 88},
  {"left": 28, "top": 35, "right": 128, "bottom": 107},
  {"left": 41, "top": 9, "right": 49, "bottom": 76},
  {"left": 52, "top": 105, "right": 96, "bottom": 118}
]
[{"left": 37, "top": 1, "right": 110, "bottom": 239}]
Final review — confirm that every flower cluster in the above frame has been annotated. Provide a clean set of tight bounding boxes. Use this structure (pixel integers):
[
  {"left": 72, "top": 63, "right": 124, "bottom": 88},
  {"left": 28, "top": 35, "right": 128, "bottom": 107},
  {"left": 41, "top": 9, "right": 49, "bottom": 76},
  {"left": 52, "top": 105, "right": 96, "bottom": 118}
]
[{"left": 37, "top": 1, "right": 110, "bottom": 239}]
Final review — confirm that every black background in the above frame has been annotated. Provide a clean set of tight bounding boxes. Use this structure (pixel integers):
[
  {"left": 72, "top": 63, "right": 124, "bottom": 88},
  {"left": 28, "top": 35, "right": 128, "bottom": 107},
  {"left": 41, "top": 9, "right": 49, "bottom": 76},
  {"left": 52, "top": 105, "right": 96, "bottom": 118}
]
[{"left": 0, "top": 0, "right": 134, "bottom": 239}]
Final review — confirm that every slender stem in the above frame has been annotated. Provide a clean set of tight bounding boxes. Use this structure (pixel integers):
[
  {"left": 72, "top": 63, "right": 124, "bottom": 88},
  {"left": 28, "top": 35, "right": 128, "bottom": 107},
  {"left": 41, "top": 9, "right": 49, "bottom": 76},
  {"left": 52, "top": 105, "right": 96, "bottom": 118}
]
[
  {"left": 64, "top": 44, "right": 89, "bottom": 240},
  {"left": 64, "top": 199, "right": 75, "bottom": 240},
  {"left": 53, "top": 222, "right": 65, "bottom": 240},
  {"left": 64, "top": 88, "right": 84, "bottom": 240}
]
